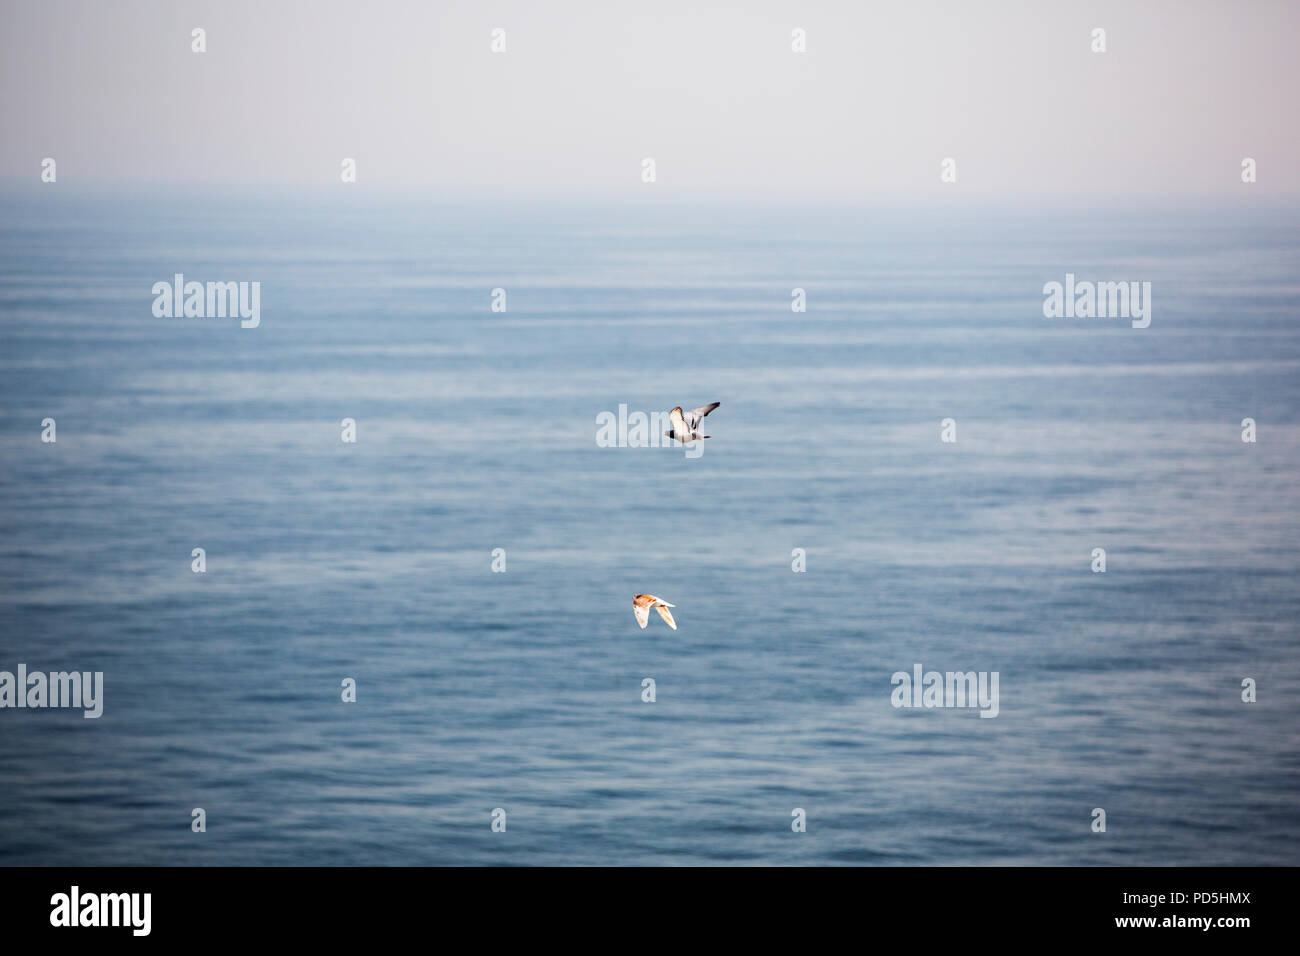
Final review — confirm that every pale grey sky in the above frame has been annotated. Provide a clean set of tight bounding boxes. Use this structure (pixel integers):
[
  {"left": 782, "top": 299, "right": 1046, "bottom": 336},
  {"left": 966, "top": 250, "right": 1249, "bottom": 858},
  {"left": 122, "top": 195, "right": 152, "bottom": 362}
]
[{"left": 2, "top": 0, "right": 1296, "bottom": 198}]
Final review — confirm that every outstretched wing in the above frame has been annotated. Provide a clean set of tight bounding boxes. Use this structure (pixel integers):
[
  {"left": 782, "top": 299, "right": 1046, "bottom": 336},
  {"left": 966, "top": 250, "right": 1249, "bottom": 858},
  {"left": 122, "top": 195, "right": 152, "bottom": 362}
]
[
  {"left": 685, "top": 402, "right": 720, "bottom": 431},
  {"left": 634, "top": 602, "right": 650, "bottom": 628},
  {"left": 655, "top": 604, "right": 677, "bottom": 630},
  {"left": 669, "top": 407, "right": 688, "bottom": 439}
]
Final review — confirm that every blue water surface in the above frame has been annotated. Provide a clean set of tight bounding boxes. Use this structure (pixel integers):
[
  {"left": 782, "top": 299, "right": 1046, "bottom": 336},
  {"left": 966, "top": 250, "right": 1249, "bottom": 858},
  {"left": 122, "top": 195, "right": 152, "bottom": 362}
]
[{"left": 1, "top": 188, "right": 1297, "bottom": 865}]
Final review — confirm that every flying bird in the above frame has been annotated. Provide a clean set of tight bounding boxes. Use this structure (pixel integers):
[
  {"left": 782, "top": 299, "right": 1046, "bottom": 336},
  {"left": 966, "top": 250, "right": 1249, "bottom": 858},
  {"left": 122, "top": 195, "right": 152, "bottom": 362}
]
[
  {"left": 633, "top": 594, "right": 677, "bottom": 630},
  {"left": 665, "top": 402, "right": 720, "bottom": 443}
]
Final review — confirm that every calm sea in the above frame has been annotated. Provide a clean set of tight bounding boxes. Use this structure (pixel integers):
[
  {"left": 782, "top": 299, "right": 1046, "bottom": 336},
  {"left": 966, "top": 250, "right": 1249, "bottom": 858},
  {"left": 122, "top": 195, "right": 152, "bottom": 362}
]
[{"left": 1, "top": 188, "right": 1297, "bottom": 865}]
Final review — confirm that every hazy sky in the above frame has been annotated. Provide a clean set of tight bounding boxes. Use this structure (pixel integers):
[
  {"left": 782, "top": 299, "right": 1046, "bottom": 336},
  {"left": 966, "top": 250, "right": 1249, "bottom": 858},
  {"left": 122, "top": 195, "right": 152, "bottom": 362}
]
[{"left": 2, "top": 0, "right": 1297, "bottom": 198}]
